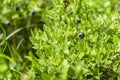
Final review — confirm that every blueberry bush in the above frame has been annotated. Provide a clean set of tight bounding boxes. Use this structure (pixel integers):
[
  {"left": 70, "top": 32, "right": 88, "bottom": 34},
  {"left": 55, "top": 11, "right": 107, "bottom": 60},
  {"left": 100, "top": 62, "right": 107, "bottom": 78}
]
[{"left": 0, "top": 0, "right": 120, "bottom": 80}]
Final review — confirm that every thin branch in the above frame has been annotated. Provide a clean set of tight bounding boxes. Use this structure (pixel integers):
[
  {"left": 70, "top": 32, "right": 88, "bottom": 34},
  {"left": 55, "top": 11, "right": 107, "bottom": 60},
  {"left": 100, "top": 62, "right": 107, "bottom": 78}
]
[
  {"left": 0, "top": 27, "right": 24, "bottom": 46},
  {"left": 0, "top": 24, "right": 37, "bottom": 46}
]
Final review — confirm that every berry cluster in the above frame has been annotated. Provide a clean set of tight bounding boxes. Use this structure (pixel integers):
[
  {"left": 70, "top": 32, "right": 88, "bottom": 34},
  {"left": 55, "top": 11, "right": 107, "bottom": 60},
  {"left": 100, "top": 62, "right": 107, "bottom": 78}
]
[{"left": 5, "top": 6, "right": 36, "bottom": 26}]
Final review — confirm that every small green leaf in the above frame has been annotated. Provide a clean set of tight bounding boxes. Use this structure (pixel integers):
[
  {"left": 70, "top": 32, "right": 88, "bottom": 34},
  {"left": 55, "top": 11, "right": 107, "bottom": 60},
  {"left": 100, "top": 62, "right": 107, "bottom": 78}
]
[
  {"left": 90, "top": 49, "right": 96, "bottom": 56},
  {"left": 78, "top": 52, "right": 85, "bottom": 59},
  {"left": 0, "top": 33, "right": 3, "bottom": 41},
  {"left": 113, "top": 35, "right": 119, "bottom": 44},
  {"left": 0, "top": 58, "right": 8, "bottom": 73}
]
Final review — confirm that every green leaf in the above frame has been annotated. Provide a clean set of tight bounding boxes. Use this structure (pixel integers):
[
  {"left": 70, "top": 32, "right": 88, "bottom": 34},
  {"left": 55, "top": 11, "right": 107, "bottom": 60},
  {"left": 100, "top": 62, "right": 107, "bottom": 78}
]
[
  {"left": 0, "top": 53, "right": 15, "bottom": 65},
  {"left": 78, "top": 52, "right": 85, "bottom": 59},
  {"left": 90, "top": 48, "right": 97, "bottom": 57},
  {"left": 0, "top": 58, "right": 8, "bottom": 73},
  {"left": 113, "top": 35, "right": 119, "bottom": 44},
  {"left": 0, "top": 33, "right": 3, "bottom": 41}
]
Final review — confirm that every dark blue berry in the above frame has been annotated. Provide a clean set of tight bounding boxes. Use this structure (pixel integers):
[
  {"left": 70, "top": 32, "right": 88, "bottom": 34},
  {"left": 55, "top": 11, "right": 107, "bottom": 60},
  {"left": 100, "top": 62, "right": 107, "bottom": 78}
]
[
  {"left": 5, "top": 20, "right": 10, "bottom": 26},
  {"left": 78, "top": 33, "right": 85, "bottom": 39},
  {"left": 14, "top": 6, "right": 20, "bottom": 11},
  {"left": 100, "top": 75, "right": 105, "bottom": 80},
  {"left": 31, "top": 10, "right": 35, "bottom": 15},
  {"left": 77, "top": 18, "right": 81, "bottom": 23}
]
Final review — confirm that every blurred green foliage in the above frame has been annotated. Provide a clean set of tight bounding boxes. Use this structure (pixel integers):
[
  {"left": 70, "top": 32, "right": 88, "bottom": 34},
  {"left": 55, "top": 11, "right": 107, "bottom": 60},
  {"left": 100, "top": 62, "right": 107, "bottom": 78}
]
[{"left": 0, "top": 0, "right": 120, "bottom": 80}]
